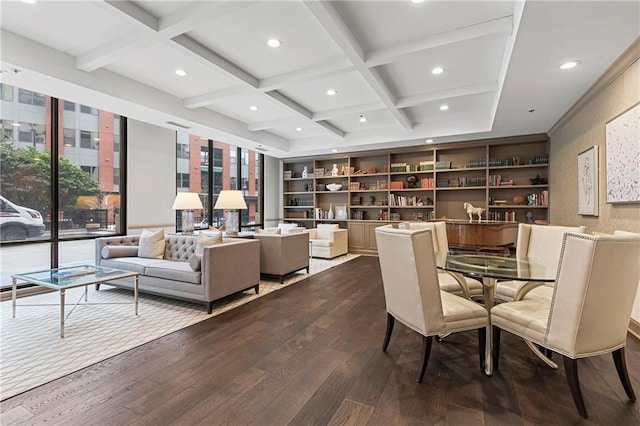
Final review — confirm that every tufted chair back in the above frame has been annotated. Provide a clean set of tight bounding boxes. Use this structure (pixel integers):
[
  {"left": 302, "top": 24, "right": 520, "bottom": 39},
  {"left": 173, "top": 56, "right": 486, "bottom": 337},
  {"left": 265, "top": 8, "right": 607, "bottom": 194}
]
[{"left": 163, "top": 235, "right": 197, "bottom": 261}]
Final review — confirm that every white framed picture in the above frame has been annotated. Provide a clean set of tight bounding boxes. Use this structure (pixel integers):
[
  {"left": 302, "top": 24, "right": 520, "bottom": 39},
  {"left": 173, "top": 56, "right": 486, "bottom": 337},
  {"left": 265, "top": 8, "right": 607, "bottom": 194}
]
[
  {"left": 605, "top": 102, "right": 640, "bottom": 203},
  {"left": 577, "top": 145, "right": 598, "bottom": 216}
]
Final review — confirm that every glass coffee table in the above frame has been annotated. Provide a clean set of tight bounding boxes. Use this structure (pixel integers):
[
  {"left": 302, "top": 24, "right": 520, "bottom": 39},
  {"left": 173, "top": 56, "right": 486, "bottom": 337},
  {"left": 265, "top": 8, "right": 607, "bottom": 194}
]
[{"left": 11, "top": 265, "right": 139, "bottom": 338}]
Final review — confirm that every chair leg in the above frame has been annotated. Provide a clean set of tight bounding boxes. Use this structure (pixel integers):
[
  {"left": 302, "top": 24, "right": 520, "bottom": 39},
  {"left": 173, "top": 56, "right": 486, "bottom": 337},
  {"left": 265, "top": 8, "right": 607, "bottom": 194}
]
[
  {"left": 563, "top": 356, "right": 588, "bottom": 419},
  {"left": 417, "top": 335, "right": 434, "bottom": 383},
  {"left": 382, "top": 314, "right": 395, "bottom": 351},
  {"left": 492, "top": 326, "right": 501, "bottom": 371},
  {"left": 478, "top": 328, "right": 486, "bottom": 371},
  {"left": 612, "top": 348, "right": 636, "bottom": 401}
]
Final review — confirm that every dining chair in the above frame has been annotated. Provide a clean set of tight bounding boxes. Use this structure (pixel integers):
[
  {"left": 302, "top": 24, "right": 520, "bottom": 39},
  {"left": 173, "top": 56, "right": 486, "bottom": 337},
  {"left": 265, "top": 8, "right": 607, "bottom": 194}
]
[
  {"left": 398, "top": 221, "right": 484, "bottom": 299},
  {"left": 495, "top": 223, "right": 586, "bottom": 301},
  {"left": 491, "top": 232, "right": 640, "bottom": 418},
  {"left": 375, "top": 225, "right": 489, "bottom": 382}
]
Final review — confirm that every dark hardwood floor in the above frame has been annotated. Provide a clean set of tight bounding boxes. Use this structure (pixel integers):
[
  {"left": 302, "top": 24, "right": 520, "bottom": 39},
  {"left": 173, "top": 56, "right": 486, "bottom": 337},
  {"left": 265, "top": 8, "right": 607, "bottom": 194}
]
[{"left": 2, "top": 256, "right": 640, "bottom": 425}]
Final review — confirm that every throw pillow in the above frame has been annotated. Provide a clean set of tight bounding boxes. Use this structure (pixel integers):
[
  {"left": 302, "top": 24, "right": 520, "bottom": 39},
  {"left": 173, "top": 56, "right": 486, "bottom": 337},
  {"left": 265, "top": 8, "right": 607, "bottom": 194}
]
[
  {"left": 138, "top": 228, "right": 165, "bottom": 259},
  {"left": 188, "top": 253, "right": 201, "bottom": 271},
  {"left": 195, "top": 231, "right": 223, "bottom": 255},
  {"left": 101, "top": 245, "right": 139, "bottom": 259}
]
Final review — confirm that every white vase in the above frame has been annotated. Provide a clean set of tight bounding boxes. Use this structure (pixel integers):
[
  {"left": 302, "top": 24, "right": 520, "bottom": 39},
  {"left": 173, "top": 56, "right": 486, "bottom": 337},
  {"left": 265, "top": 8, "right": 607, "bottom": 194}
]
[{"left": 328, "top": 203, "right": 334, "bottom": 220}]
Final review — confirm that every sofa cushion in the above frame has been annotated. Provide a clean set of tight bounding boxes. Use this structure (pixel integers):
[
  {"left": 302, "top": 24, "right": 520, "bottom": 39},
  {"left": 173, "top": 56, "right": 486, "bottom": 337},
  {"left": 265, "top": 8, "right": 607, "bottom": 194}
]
[
  {"left": 101, "top": 245, "right": 139, "bottom": 259},
  {"left": 188, "top": 254, "right": 201, "bottom": 271},
  {"left": 99, "top": 257, "right": 161, "bottom": 274},
  {"left": 310, "top": 239, "right": 333, "bottom": 247},
  {"left": 138, "top": 229, "right": 165, "bottom": 259},
  {"left": 145, "top": 260, "right": 202, "bottom": 285},
  {"left": 317, "top": 224, "right": 339, "bottom": 240},
  {"left": 257, "top": 227, "right": 281, "bottom": 234},
  {"left": 196, "top": 231, "right": 223, "bottom": 255}
]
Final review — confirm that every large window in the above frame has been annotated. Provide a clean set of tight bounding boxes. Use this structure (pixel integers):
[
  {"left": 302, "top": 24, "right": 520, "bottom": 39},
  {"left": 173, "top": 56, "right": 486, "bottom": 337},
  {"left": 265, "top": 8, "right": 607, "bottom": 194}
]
[
  {"left": 0, "top": 83, "right": 127, "bottom": 290},
  {"left": 175, "top": 134, "right": 263, "bottom": 232}
]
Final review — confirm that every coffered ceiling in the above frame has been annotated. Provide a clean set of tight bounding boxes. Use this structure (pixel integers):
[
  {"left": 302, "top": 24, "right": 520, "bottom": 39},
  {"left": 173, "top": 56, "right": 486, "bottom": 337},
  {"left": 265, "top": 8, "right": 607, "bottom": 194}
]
[{"left": 1, "top": 1, "right": 638, "bottom": 158}]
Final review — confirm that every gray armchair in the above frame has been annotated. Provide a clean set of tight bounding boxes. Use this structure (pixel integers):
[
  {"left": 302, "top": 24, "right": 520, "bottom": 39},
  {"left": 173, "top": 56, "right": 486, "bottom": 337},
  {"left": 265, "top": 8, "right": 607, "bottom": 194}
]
[{"left": 254, "top": 231, "right": 309, "bottom": 283}]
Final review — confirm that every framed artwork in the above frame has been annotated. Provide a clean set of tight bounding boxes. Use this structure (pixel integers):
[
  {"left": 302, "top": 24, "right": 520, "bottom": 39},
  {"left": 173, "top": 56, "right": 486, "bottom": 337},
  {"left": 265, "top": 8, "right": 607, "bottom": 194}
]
[
  {"left": 605, "top": 102, "right": 640, "bottom": 203},
  {"left": 577, "top": 145, "right": 598, "bottom": 216},
  {"left": 335, "top": 204, "right": 348, "bottom": 220}
]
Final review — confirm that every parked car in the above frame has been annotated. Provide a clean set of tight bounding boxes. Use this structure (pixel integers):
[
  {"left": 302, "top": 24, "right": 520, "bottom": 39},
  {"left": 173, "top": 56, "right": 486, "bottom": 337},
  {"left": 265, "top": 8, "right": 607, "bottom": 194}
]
[{"left": 0, "top": 196, "right": 45, "bottom": 241}]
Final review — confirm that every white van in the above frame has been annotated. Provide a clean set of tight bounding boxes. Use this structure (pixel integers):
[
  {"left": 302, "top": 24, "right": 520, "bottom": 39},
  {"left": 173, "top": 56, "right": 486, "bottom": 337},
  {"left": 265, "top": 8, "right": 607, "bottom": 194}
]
[{"left": 0, "top": 196, "right": 45, "bottom": 241}]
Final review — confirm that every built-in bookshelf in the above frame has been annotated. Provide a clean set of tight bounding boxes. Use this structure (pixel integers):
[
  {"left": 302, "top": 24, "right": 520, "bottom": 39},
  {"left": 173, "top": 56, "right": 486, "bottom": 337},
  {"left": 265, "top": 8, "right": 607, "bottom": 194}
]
[{"left": 282, "top": 135, "right": 549, "bottom": 251}]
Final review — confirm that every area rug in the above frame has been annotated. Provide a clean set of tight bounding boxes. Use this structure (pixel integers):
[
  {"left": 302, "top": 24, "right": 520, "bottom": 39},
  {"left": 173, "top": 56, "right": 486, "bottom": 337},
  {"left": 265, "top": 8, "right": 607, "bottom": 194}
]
[{"left": 0, "top": 254, "right": 359, "bottom": 400}]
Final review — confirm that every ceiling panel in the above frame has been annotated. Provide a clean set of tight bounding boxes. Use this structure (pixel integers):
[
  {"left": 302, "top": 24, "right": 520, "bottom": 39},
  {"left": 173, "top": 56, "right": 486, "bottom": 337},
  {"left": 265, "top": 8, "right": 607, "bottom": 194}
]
[
  {"left": 106, "top": 42, "right": 237, "bottom": 99},
  {"left": 277, "top": 71, "right": 380, "bottom": 112},
  {"left": 327, "top": 109, "right": 399, "bottom": 133},
  {"left": 333, "top": 0, "right": 515, "bottom": 51},
  {"left": 403, "top": 92, "right": 495, "bottom": 124},
  {"left": 377, "top": 36, "right": 506, "bottom": 98},
  {"left": 205, "top": 92, "right": 292, "bottom": 123},
  {"left": 0, "top": 1, "right": 138, "bottom": 57},
  {"left": 186, "top": 1, "right": 343, "bottom": 79}
]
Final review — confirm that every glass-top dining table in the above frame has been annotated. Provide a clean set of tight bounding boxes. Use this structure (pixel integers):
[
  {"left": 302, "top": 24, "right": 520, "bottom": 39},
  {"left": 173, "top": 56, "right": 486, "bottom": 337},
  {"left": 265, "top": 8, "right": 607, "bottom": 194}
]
[{"left": 437, "top": 253, "right": 556, "bottom": 376}]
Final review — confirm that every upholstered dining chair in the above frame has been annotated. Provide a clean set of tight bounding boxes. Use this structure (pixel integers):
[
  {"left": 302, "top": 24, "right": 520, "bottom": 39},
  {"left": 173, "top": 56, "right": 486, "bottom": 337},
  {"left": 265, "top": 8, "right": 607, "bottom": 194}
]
[
  {"left": 399, "top": 221, "right": 484, "bottom": 299},
  {"left": 495, "top": 223, "right": 586, "bottom": 301},
  {"left": 375, "top": 225, "right": 489, "bottom": 383},
  {"left": 491, "top": 232, "right": 640, "bottom": 419}
]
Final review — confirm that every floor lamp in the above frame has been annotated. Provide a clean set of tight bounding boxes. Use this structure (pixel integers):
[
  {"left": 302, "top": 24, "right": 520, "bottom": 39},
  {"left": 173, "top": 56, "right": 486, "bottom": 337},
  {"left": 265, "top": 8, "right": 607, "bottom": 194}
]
[
  {"left": 172, "top": 192, "right": 203, "bottom": 234},
  {"left": 214, "top": 190, "right": 247, "bottom": 237}
]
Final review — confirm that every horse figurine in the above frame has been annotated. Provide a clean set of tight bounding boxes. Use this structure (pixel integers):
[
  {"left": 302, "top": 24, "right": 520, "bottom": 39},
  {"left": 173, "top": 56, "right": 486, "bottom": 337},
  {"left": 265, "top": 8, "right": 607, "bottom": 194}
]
[{"left": 464, "top": 202, "right": 485, "bottom": 223}]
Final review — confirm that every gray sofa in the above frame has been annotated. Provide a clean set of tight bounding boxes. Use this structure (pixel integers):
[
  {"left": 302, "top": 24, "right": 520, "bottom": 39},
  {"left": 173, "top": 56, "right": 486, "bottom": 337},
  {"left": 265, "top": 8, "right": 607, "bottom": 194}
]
[{"left": 95, "top": 234, "right": 260, "bottom": 313}]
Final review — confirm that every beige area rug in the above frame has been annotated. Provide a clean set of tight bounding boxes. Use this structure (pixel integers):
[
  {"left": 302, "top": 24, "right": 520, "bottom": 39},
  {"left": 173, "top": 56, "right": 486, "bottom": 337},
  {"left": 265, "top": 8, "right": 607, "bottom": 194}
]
[{"left": 0, "top": 254, "right": 359, "bottom": 400}]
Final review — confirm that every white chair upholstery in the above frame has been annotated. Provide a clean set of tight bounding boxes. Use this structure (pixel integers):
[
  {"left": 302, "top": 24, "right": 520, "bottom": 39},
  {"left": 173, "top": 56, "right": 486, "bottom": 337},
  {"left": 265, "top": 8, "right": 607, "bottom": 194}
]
[
  {"left": 308, "top": 224, "right": 348, "bottom": 259},
  {"left": 375, "top": 225, "right": 488, "bottom": 382},
  {"left": 491, "top": 232, "right": 640, "bottom": 418},
  {"left": 495, "top": 223, "right": 586, "bottom": 301},
  {"left": 400, "top": 221, "right": 483, "bottom": 299}
]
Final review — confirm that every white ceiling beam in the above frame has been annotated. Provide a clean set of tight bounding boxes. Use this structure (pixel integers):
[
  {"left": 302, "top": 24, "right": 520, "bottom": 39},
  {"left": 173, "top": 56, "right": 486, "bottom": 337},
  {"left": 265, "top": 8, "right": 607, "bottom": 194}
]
[
  {"left": 183, "top": 86, "right": 247, "bottom": 109},
  {"left": 366, "top": 16, "right": 514, "bottom": 67},
  {"left": 396, "top": 81, "right": 498, "bottom": 109},
  {"left": 77, "top": 1, "right": 253, "bottom": 72},
  {"left": 265, "top": 91, "right": 344, "bottom": 138},
  {"left": 172, "top": 35, "right": 259, "bottom": 89},
  {"left": 259, "top": 57, "right": 354, "bottom": 92},
  {"left": 304, "top": 1, "right": 413, "bottom": 131}
]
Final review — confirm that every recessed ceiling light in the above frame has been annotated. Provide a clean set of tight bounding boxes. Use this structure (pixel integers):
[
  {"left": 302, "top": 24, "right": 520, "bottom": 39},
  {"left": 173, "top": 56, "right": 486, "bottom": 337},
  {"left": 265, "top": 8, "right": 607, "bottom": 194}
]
[
  {"left": 267, "top": 38, "right": 281, "bottom": 48},
  {"left": 296, "top": 127, "right": 303, "bottom": 132},
  {"left": 432, "top": 67, "right": 444, "bottom": 75},
  {"left": 174, "top": 69, "right": 187, "bottom": 77},
  {"left": 326, "top": 89, "right": 337, "bottom": 96},
  {"left": 439, "top": 104, "right": 449, "bottom": 111},
  {"left": 425, "top": 139, "right": 434, "bottom": 144},
  {"left": 249, "top": 105, "right": 258, "bottom": 111},
  {"left": 20, "top": 0, "right": 37, "bottom": 4},
  {"left": 11, "top": 121, "right": 20, "bottom": 127},
  {"left": 411, "top": 0, "right": 425, "bottom": 3},
  {"left": 331, "top": 149, "right": 339, "bottom": 153},
  {"left": 560, "top": 61, "right": 579, "bottom": 70},
  {"left": 359, "top": 115, "right": 367, "bottom": 123}
]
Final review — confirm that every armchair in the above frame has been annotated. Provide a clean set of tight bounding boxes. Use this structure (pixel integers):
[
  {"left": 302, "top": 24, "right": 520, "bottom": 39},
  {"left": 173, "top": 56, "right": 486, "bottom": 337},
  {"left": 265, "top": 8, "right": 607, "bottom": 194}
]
[
  {"left": 496, "top": 223, "right": 586, "bottom": 301},
  {"left": 491, "top": 232, "right": 640, "bottom": 418},
  {"left": 308, "top": 224, "right": 348, "bottom": 259},
  {"left": 399, "top": 221, "right": 483, "bottom": 299},
  {"left": 254, "top": 231, "right": 309, "bottom": 283},
  {"left": 375, "top": 225, "right": 488, "bottom": 382}
]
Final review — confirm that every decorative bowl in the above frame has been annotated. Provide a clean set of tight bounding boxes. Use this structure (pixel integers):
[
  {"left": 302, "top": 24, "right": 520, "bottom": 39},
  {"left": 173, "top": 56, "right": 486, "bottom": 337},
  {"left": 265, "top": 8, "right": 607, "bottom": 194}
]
[{"left": 326, "top": 183, "right": 342, "bottom": 191}]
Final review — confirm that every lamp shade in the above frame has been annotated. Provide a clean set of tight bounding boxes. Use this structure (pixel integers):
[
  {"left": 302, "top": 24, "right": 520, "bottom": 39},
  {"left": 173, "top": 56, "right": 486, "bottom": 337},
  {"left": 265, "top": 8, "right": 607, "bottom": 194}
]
[
  {"left": 214, "top": 190, "right": 247, "bottom": 210},
  {"left": 172, "top": 192, "right": 203, "bottom": 210}
]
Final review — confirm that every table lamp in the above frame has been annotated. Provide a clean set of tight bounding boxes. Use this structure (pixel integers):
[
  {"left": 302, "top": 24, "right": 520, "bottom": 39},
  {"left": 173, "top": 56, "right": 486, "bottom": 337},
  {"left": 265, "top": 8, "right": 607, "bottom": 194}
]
[
  {"left": 172, "top": 192, "right": 203, "bottom": 234},
  {"left": 213, "top": 190, "right": 247, "bottom": 237}
]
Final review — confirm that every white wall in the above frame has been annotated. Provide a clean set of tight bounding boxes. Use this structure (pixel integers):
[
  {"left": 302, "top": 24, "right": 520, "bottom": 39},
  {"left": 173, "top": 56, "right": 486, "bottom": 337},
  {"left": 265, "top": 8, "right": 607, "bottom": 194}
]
[
  {"left": 127, "top": 119, "right": 176, "bottom": 234},
  {"left": 263, "top": 155, "right": 282, "bottom": 228}
]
